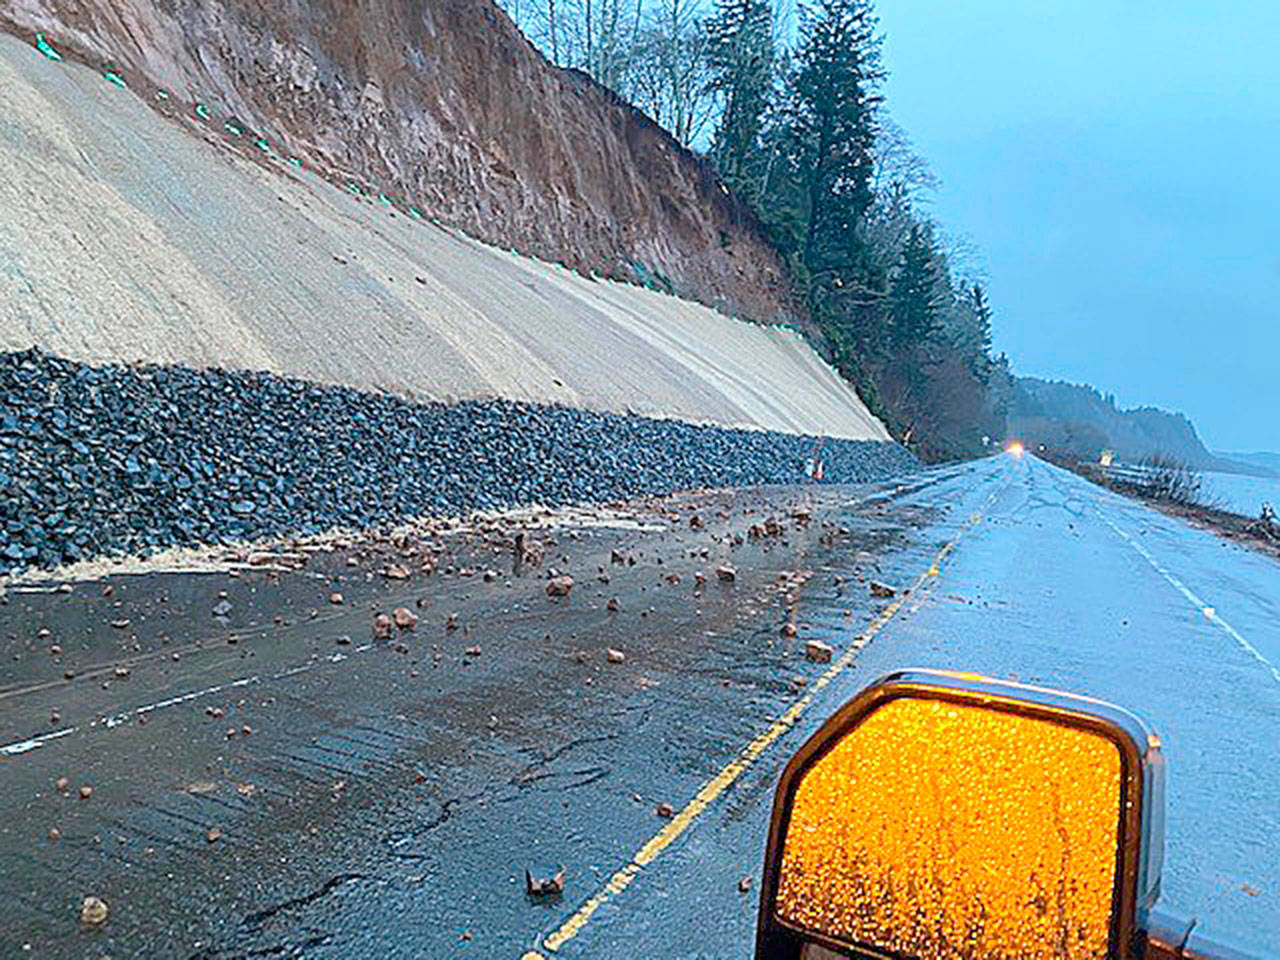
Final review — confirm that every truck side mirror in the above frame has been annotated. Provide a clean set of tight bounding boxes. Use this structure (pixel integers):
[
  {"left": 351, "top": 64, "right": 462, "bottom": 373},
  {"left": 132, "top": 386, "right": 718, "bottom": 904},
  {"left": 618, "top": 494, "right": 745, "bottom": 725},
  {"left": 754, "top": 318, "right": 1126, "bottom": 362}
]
[{"left": 756, "top": 670, "right": 1165, "bottom": 960}]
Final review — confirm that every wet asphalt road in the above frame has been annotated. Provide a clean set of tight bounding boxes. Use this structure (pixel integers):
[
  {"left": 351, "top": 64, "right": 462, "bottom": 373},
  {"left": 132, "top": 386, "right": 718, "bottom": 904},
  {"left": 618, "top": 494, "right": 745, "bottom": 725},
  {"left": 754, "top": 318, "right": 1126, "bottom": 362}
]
[{"left": 2, "top": 455, "right": 1278, "bottom": 958}]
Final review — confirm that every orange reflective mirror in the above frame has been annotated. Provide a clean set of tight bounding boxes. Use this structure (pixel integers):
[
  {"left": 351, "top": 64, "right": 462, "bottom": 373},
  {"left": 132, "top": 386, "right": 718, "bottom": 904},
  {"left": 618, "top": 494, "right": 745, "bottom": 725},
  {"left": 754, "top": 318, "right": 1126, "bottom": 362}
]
[{"left": 756, "top": 671, "right": 1164, "bottom": 960}]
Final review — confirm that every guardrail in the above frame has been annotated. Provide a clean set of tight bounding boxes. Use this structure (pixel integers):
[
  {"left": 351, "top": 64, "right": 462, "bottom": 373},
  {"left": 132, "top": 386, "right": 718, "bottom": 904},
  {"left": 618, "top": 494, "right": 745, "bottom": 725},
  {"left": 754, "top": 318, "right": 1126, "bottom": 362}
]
[{"left": 1100, "top": 463, "right": 1156, "bottom": 483}]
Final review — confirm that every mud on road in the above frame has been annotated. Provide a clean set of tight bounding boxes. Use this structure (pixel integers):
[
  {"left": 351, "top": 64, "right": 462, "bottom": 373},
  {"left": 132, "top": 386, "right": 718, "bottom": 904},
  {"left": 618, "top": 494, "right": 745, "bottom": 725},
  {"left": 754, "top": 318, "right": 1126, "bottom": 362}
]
[{"left": 0, "top": 477, "right": 944, "bottom": 958}]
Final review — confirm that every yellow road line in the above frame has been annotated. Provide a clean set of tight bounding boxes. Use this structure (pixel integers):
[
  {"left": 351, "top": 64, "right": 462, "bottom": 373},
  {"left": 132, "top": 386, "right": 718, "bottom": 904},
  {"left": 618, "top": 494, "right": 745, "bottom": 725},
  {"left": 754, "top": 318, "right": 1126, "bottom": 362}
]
[{"left": 524, "top": 508, "right": 986, "bottom": 958}]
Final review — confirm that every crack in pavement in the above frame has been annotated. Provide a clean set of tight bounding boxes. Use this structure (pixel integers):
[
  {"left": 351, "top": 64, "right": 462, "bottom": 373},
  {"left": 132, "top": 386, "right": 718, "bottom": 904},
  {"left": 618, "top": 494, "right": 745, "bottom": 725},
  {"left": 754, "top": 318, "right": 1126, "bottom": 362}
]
[{"left": 239, "top": 872, "right": 369, "bottom": 933}]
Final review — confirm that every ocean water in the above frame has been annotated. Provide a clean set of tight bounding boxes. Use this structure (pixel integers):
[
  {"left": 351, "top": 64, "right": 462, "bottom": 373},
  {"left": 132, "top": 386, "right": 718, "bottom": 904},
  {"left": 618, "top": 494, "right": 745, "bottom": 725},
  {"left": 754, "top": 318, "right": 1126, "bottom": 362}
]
[{"left": 1198, "top": 470, "right": 1280, "bottom": 517}]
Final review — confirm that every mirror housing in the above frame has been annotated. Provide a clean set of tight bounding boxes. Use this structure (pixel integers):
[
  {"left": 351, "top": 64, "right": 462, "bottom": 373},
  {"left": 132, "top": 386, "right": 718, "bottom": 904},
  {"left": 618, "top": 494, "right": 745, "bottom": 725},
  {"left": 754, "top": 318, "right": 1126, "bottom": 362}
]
[{"left": 756, "top": 670, "right": 1165, "bottom": 960}]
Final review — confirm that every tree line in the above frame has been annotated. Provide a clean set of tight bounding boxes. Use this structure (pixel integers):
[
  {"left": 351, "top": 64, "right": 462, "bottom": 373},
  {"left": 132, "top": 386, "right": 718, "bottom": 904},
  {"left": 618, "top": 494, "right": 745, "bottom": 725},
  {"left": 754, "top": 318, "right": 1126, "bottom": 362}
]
[{"left": 498, "top": 0, "right": 1011, "bottom": 459}]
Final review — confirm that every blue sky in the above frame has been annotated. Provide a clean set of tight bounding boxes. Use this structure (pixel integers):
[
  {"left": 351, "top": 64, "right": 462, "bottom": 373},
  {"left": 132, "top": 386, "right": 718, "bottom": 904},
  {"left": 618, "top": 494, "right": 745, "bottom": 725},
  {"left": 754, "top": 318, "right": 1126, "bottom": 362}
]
[{"left": 874, "top": 0, "right": 1279, "bottom": 452}]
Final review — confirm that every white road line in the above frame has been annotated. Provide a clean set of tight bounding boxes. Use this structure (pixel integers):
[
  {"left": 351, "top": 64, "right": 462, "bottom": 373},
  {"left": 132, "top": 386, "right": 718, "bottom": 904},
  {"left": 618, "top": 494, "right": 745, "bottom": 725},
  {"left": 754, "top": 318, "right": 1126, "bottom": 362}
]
[
  {"left": 0, "top": 726, "right": 77, "bottom": 756},
  {"left": 1098, "top": 509, "right": 1280, "bottom": 686},
  {"left": 0, "top": 644, "right": 376, "bottom": 757}
]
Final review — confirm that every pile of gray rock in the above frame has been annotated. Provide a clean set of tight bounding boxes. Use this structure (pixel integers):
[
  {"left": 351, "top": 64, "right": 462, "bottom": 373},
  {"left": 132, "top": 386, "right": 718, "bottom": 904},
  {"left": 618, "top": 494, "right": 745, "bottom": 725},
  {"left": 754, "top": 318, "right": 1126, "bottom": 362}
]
[{"left": 0, "top": 348, "right": 917, "bottom": 572}]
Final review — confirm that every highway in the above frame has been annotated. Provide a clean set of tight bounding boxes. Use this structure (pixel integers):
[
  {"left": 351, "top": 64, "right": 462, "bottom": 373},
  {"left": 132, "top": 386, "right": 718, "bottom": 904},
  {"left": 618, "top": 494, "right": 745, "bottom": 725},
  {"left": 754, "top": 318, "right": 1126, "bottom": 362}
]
[{"left": 2, "top": 454, "right": 1277, "bottom": 957}]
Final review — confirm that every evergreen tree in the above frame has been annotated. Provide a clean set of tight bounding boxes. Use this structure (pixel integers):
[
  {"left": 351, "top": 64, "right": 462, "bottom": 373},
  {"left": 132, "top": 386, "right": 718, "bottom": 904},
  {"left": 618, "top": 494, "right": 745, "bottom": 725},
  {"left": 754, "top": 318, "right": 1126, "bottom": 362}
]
[
  {"left": 705, "top": 0, "right": 773, "bottom": 193},
  {"left": 787, "top": 0, "right": 883, "bottom": 294},
  {"left": 970, "top": 283, "right": 993, "bottom": 357},
  {"left": 888, "top": 224, "right": 942, "bottom": 350}
]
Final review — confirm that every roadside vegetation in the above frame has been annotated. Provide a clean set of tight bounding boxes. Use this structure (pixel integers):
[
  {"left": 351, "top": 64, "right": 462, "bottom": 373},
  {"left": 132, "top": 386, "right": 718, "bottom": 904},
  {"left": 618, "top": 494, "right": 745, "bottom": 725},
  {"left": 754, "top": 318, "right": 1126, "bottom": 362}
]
[
  {"left": 1041, "top": 449, "right": 1280, "bottom": 562},
  {"left": 1045, "top": 450, "right": 1218, "bottom": 510},
  {"left": 497, "top": 0, "right": 1010, "bottom": 461},
  {"left": 1129, "top": 455, "right": 1215, "bottom": 509},
  {"left": 1005, "top": 379, "right": 1221, "bottom": 468}
]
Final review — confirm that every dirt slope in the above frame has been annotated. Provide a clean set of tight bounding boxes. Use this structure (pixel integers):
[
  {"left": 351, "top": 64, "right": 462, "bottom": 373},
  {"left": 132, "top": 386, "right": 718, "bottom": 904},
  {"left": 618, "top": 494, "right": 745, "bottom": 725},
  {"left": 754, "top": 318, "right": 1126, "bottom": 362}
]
[
  {"left": 0, "top": 34, "right": 890, "bottom": 441},
  {"left": 0, "top": 0, "right": 797, "bottom": 324}
]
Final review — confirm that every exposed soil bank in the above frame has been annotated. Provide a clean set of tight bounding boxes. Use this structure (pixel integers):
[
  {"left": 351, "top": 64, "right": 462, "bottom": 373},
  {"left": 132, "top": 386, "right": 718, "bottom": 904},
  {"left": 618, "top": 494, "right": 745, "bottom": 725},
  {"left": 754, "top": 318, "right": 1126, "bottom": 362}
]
[
  {"left": 0, "top": 0, "right": 796, "bottom": 323},
  {"left": 0, "top": 349, "right": 917, "bottom": 574}
]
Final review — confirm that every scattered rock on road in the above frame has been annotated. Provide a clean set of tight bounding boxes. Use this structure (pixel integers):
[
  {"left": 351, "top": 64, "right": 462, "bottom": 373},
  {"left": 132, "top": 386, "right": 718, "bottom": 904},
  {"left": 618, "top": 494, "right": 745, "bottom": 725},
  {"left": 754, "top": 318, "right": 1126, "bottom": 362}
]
[
  {"left": 372, "top": 613, "right": 393, "bottom": 639},
  {"left": 869, "top": 580, "right": 896, "bottom": 598},
  {"left": 805, "top": 640, "right": 834, "bottom": 663},
  {"left": 393, "top": 607, "right": 418, "bottom": 630},
  {"left": 546, "top": 575, "right": 574, "bottom": 597},
  {"left": 606, "top": 648, "right": 626, "bottom": 664},
  {"left": 79, "top": 896, "right": 109, "bottom": 926},
  {"left": 525, "top": 866, "right": 566, "bottom": 897},
  {"left": 716, "top": 565, "right": 736, "bottom": 583}
]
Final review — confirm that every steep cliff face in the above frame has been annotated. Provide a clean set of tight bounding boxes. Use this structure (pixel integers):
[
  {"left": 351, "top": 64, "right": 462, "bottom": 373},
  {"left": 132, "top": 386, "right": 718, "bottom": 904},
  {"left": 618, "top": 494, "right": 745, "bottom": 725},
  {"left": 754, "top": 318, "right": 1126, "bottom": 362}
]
[{"left": 1, "top": 0, "right": 797, "bottom": 324}]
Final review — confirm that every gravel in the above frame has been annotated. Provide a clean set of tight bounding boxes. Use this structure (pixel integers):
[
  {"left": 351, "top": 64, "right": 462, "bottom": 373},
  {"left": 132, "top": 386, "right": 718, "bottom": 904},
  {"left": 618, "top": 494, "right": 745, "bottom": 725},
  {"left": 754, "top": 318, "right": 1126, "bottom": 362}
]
[{"left": 0, "top": 348, "right": 918, "bottom": 573}]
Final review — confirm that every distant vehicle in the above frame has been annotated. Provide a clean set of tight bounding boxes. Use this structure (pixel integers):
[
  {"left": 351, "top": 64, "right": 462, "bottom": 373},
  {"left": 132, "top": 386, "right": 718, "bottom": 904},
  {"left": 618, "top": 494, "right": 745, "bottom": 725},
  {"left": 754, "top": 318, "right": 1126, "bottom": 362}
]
[{"left": 754, "top": 670, "right": 1246, "bottom": 959}]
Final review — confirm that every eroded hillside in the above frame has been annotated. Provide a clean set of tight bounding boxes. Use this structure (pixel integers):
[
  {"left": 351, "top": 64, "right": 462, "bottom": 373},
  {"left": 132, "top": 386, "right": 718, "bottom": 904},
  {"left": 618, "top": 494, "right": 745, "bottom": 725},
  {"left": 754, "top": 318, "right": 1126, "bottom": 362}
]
[
  {"left": 1, "top": 0, "right": 796, "bottom": 324},
  {"left": 0, "top": 32, "right": 886, "bottom": 440}
]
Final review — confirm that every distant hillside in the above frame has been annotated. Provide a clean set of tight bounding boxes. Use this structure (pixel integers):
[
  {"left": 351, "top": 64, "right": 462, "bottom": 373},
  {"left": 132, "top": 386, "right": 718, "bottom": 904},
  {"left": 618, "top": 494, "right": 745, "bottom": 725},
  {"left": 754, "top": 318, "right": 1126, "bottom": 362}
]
[
  {"left": 1008, "top": 377, "right": 1223, "bottom": 467},
  {"left": 1214, "top": 452, "right": 1280, "bottom": 479}
]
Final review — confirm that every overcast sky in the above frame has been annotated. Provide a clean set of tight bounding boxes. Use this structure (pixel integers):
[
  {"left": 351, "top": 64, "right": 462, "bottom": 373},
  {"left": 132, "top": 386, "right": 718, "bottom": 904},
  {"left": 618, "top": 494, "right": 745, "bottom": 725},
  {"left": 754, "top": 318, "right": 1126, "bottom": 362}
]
[{"left": 874, "top": 0, "right": 1278, "bottom": 453}]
